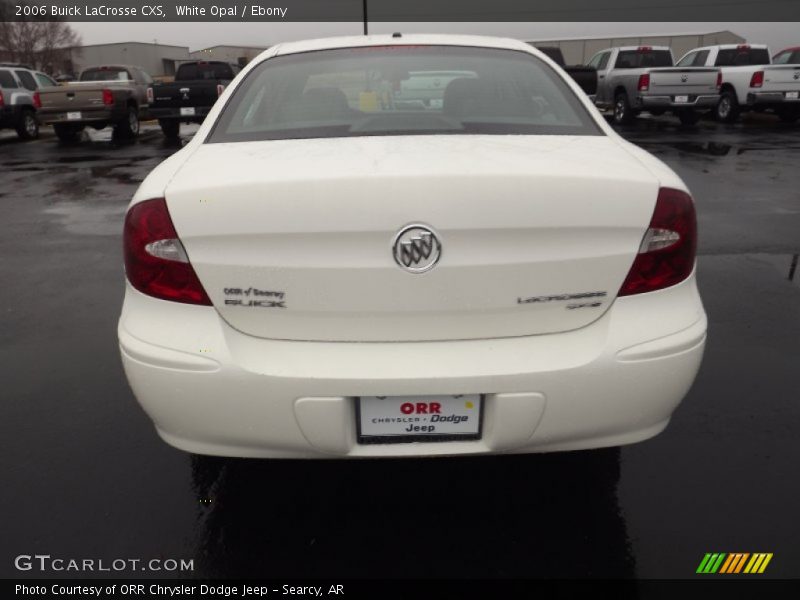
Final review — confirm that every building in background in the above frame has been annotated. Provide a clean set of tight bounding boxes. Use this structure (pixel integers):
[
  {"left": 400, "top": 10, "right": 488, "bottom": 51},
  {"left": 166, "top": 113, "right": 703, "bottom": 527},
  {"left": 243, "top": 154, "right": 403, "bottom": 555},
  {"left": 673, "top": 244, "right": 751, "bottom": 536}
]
[
  {"left": 528, "top": 30, "right": 746, "bottom": 65},
  {"left": 189, "top": 45, "right": 270, "bottom": 67},
  {"left": 59, "top": 42, "right": 191, "bottom": 78}
]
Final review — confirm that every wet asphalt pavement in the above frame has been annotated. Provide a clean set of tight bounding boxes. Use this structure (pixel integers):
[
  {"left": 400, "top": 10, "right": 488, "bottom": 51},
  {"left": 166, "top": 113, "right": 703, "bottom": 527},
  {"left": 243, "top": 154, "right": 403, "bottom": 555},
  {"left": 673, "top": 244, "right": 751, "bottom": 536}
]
[{"left": 1, "top": 115, "right": 799, "bottom": 580}]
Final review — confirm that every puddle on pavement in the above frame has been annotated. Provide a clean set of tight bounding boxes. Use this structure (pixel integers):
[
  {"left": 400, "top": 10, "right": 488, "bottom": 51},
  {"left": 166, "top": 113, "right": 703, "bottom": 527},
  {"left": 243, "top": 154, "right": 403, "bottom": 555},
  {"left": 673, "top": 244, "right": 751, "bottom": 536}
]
[
  {"left": 742, "top": 253, "right": 800, "bottom": 289},
  {"left": 42, "top": 202, "right": 126, "bottom": 236}
]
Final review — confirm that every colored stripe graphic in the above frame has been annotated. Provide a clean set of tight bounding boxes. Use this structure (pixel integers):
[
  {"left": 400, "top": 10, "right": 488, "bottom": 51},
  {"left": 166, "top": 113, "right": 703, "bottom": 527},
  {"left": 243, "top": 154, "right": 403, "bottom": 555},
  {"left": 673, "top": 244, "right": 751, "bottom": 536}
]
[
  {"left": 744, "top": 553, "right": 774, "bottom": 574},
  {"left": 699, "top": 552, "right": 773, "bottom": 574},
  {"left": 697, "top": 553, "right": 727, "bottom": 573}
]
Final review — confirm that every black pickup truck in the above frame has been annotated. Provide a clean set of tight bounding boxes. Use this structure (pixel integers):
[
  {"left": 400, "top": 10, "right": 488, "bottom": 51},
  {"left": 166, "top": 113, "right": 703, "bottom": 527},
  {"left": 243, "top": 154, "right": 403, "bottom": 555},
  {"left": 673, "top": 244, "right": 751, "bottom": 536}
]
[
  {"left": 148, "top": 61, "right": 240, "bottom": 138},
  {"left": 532, "top": 46, "right": 598, "bottom": 96}
]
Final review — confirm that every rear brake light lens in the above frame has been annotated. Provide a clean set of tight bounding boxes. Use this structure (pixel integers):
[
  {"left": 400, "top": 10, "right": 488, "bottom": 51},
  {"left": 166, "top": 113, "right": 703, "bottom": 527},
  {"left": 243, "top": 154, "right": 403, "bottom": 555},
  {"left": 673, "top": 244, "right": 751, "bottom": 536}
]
[
  {"left": 749, "top": 71, "right": 764, "bottom": 88},
  {"left": 716, "top": 71, "right": 723, "bottom": 89},
  {"left": 637, "top": 46, "right": 653, "bottom": 52},
  {"left": 637, "top": 73, "right": 650, "bottom": 92},
  {"left": 102, "top": 88, "right": 114, "bottom": 105},
  {"left": 33, "top": 91, "right": 42, "bottom": 108},
  {"left": 216, "top": 83, "right": 225, "bottom": 97},
  {"left": 0, "top": 90, "right": 4, "bottom": 107},
  {"left": 619, "top": 188, "right": 697, "bottom": 296},
  {"left": 123, "top": 198, "right": 211, "bottom": 305}
]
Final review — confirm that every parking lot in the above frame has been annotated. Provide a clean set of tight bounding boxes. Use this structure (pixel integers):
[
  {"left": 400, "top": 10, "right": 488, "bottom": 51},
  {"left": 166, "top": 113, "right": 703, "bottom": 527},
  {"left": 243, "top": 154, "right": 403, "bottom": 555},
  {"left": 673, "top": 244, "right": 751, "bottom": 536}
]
[{"left": 2, "top": 114, "right": 799, "bottom": 579}]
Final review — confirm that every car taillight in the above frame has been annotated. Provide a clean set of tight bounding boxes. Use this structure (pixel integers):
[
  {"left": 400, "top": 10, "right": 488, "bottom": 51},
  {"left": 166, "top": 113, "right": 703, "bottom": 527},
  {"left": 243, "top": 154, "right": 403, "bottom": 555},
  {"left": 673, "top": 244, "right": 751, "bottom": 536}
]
[
  {"left": 619, "top": 188, "right": 697, "bottom": 296},
  {"left": 638, "top": 73, "right": 650, "bottom": 92},
  {"left": 749, "top": 71, "right": 764, "bottom": 88},
  {"left": 146, "top": 87, "right": 154, "bottom": 103},
  {"left": 102, "top": 88, "right": 114, "bottom": 105},
  {"left": 123, "top": 198, "right": 211, "bottom": 305},
  {"left": 0, "top": 90, "right": 4, "bottom": 107},
  {"left": 716, "top": 71, "right": 723, "bottom": 89},
  {"left": 216, "top": 83, "right": 225, "bottom": 97},
  {"left": 32, "top": 91, "right": 42, "bottom": 108}
]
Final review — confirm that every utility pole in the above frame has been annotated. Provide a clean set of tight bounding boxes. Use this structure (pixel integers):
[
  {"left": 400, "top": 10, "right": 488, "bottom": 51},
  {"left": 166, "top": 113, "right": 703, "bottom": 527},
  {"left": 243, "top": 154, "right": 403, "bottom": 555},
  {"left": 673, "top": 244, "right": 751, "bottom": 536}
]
[{"left": 363, "top": 0, "right": 368, "bottom": 35}]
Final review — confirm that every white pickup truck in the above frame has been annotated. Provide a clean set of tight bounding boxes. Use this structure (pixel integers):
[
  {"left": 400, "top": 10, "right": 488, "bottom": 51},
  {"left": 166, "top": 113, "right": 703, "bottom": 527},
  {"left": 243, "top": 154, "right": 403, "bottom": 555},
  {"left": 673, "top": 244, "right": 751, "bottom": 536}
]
[
  {"left": 588, "top": 46, "right": 720, "bottom": 125},
  {"left": 677, "top": 44, "right": 800, "bottom": 123}
]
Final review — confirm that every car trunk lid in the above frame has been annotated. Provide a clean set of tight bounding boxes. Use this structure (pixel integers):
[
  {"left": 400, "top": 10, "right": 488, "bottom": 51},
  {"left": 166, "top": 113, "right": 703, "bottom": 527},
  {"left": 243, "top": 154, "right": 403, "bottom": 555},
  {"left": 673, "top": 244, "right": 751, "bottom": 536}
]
[{"left": 165, "top": 135, "right": 659, "bottom": 342}]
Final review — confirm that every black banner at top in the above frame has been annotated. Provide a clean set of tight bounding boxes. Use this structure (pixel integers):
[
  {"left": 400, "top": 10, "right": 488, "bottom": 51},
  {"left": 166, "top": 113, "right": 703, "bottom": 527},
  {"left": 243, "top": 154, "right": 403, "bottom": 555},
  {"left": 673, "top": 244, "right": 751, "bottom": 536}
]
[{"left": 2, "top": 0, "right": 800, "bottom": 22}]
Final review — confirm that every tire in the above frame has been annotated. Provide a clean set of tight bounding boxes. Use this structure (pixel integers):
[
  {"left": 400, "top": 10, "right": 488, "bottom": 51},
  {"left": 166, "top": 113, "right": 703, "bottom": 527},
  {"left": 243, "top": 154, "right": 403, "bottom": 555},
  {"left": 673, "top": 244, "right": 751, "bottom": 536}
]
[
  {"left": 53, "top": 123, "right": 83, "bottom": 143},
  {"left": 677, "top": 109, "right": 701, "bottom": 126},
  {"left": 15, "top": 109, "right": 39, "bottom": 140},
  {"left": 715, "top": 89, "right": 740, "bottom": 123},
  {"left": 613, "top": 91, "right": 635, "bottom": 125},
  {"left": 159, "top": 118, "right": 180, "bottom": 139},
  {"left": 777, "top": 107, "right": 800, "bottom": 123},
  {"left": 115, "top": 105, "right": 140, "bottom": 138}
]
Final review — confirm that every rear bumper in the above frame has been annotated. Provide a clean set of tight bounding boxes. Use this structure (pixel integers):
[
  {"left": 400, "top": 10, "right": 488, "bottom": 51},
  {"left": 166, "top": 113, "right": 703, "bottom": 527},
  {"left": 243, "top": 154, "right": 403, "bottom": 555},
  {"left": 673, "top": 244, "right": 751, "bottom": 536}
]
[
  {"left": 638, "top": 94, "right": 719, "bottom": 109},
  {"left": 40, "top": 107, "right": 124, "bottom": 125},
  {"left": 0, "top": 105, "right": 20, "bottom": 129},
  {"left": 746, "top": 91, "right": 800, "bottom": 107},
  {"left": 149, "top": 106, "right": 211, "bottom": 121},
  {"left": 118, "top": 274, "right": 706, "bottom": 459}
]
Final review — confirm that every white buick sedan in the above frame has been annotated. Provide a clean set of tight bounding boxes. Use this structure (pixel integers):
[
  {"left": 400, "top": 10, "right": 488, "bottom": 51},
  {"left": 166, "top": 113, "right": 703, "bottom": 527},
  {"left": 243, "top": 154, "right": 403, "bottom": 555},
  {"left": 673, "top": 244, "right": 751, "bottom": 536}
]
[{"left": 119, "top": 35, "right": 706, "bottom": 458}]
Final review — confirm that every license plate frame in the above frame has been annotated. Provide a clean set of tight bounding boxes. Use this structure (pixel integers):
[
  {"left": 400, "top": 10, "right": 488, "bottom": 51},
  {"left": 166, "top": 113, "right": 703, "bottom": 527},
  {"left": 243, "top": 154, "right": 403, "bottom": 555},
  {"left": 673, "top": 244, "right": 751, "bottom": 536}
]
[
  {"left": 66, "top": 111, "right": 82, "bottom": 120},
  {"left": 356, "top": 394, "right": 484, "bottom": 445},
  {"left": 674, "top": 95, "right": 690, "bottom": 104},
  {"left": 180, "top": 106, "right": 196, "bottom": 116},
  {"left": 786, "top": 91, "right": 799, "bottom": 100}
]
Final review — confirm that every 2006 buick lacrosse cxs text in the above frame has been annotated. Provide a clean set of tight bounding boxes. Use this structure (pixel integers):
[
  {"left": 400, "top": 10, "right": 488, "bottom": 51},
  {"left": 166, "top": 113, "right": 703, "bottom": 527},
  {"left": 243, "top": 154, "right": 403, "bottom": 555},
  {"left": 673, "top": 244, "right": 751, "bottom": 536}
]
[{"left": 118, "top": 34, "right": 707, "bottom": 459}]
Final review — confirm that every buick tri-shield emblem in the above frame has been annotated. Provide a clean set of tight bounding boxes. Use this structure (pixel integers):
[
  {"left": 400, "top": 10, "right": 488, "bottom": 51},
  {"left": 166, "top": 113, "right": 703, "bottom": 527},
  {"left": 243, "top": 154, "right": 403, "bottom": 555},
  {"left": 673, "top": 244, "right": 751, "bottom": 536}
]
[{"left": 393, "top": 224, "right": 441, "bottom": 273}]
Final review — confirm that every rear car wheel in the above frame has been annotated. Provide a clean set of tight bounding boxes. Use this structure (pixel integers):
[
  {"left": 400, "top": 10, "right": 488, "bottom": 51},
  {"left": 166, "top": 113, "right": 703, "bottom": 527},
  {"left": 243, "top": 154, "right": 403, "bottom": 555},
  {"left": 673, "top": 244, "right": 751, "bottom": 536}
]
[
  {"left": 715, "top": 90, "right": 739, "bottom": 123},
  {"left": 116, "top": 106, "right": 140, "bottom": 138},
  {"left": 677, "top": 109, "right": 701, "bottom": 126},
  {"left": 613, "top": 92, "right": 635, "bottom": 125},
  {"left": 777, "top": 107, "right": 800, "bottom": 123},
  {"left": 159, "top": 118, "right": 180, "bottom": 139},
  {"left": 53, "top": 123, "right": 83, "bottom": 143},
  {"left": 16, "top": 109, "right": 39, "bottom": 140}
]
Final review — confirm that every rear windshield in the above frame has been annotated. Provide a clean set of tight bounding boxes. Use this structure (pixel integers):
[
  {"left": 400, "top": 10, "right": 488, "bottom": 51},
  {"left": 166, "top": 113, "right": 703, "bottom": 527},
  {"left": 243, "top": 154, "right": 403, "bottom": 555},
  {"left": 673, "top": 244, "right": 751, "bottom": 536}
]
[
  {"left": 715, "top": 48, "right": 771, "bottom": 67},
  {"left": 0, "top": 69, "right": 16, "bottom": 88},
  {"left": 615, "top": 50, "right": 673, "bottom": 69},
  {"left": 207, "top": 45, "right": 601, "bottom": 143},
  {"left": 772, "top": 50, "right": 800, "bottom": 65},
  {"left": 177, "top": 62, "right": 236, "bottom": 80},
  {"left": 80, "top": 68, "right": 132, "bottom": 82}
]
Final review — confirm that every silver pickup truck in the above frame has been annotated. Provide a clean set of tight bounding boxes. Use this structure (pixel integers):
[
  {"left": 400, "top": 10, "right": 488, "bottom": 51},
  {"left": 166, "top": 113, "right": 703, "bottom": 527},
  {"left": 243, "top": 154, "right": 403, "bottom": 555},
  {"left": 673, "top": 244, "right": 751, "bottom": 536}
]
[{"left": 587, "top": 46, "right": 721, "bottom": 125}]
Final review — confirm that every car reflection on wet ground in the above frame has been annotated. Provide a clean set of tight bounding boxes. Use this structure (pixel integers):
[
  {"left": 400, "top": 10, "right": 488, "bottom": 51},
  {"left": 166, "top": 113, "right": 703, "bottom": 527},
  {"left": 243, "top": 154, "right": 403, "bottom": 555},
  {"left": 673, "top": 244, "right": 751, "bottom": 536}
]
[{"left": 1, "top": 115, "right": 799, "bottom": 579}]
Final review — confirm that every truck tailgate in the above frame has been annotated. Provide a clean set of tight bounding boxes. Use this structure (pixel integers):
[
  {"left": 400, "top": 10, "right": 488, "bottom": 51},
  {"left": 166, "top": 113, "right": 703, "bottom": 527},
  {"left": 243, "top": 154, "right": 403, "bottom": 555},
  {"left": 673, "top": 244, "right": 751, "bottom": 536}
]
[
  {"left": 763, "top": 65, "right": 800, "bottom": 92},
  {"left": 649, "top": 68, "right": 719, "bottom": 96},
  {"left": 38, "top": 86, "right": 107, "bottom": 112},
  {"left": 151, "top": 80, "right": 220, "bottom": 109}
]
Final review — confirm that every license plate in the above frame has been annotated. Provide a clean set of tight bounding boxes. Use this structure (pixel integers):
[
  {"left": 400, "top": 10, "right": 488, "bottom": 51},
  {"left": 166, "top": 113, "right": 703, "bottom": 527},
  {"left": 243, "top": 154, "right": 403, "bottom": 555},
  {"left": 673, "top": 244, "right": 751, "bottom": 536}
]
[
  {"left": 786, "top": 92, "right": 799, "bottom": 100},
  {"left": 357, "top": 394, "right": 483, "bottom": 443},
  {"left": 180, "top": 107, "right": 196, "bottom": 116},
  {"left": 674, "top": 95, "right": 689, "bottom": 103},
  {"left": 66, "top": 111, "right": 82, "bottom": 120}
]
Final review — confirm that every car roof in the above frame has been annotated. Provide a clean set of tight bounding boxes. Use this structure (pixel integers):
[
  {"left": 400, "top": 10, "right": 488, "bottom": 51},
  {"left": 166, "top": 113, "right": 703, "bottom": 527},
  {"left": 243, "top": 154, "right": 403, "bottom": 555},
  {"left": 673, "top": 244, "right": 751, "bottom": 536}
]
[
  {"left": 614, "top": 46, "right": 671, "bottom": 52},
  {"left": 80, "top": 65, "right": 141, "bottom": 71},
  {"left": 270, "top": 33, "right": 536, "bottom": 58}
]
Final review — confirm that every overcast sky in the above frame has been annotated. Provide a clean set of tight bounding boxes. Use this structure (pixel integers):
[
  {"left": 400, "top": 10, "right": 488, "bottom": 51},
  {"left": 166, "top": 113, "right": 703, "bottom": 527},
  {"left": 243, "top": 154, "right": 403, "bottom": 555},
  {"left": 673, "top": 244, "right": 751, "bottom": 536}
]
[{"left": 70, "top": 22, "right": 799, "bottom": 54}]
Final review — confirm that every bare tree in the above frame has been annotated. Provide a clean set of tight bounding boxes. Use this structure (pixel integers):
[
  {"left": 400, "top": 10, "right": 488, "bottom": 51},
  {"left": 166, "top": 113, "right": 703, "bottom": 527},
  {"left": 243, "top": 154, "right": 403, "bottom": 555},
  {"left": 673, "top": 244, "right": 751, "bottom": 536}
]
[{"left": 0, "top": 6, "right": 82, "bottom": 75}]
